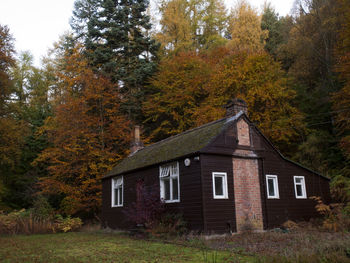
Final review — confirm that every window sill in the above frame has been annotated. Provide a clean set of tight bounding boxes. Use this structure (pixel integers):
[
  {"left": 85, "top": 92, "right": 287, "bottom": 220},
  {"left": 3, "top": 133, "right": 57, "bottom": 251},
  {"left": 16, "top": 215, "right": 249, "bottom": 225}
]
[
  {"left": 213, "top": 196, "right": 228, "bottom": 199},
  {"left": 267, "top": 197, "right": 280, "bottom": 199},
  {"left": 295, "top": 196, "right": 307, "bottom": 199},
  {"left": 163, "top": 200, "right": 180, "bottom": 203},
  {"left": 111, "top": 205, "right": 123, "bottom": 208}
]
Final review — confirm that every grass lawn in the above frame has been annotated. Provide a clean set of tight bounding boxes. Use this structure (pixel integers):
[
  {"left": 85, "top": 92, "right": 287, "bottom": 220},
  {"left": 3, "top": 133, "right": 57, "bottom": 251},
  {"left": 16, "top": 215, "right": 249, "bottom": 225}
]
[
  {"left": 0, "top": 231, "right": 248, "bottom": 263},
  {"left": 1, "top": 230, "right": 350, "bottom": 263}
]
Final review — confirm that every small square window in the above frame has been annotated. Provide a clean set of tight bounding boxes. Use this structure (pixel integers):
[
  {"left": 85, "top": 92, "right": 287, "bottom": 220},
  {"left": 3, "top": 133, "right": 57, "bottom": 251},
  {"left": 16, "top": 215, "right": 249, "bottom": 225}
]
[
  {"left": 266, "top": 175, "right": 279, "bottom": 199},
  {"left": 111, "top": 176, "right": 123, "bottom": 207},
  {"left": 294, "top": 176, "right": 307, "bottom": 199},
  {"left": 212, "top": 172, "right": 228, "bottom": 199}
]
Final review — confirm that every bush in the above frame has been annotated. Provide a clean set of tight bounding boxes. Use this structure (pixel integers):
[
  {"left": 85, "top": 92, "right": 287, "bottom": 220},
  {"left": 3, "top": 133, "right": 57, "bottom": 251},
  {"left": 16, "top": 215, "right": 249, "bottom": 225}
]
[
  {"left": 30, "top": 195, "right": 54, "bottom": 220},
  {"left": 147, "top": 213, "right": 187, "bottom": 238},
  {"left": 54, "top": 215, "right": 82, "bottom": 233},
  {"left": 0, "top": 209, "right": 82, "bottom": 235},
  {"left": 123, "top": 183, "right": 166, "bottom": 228},
  {"left": 311, "top": 196, "right": 350, "bottom": 232},
  {"left": 0, "top": 209, "right": 53, "bottom": 235}
]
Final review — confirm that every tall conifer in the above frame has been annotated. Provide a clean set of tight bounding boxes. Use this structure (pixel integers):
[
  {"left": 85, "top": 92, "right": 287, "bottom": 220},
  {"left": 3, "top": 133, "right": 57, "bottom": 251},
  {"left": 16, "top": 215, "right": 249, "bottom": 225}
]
[{"left": 71, "top": 0, "right": 159, "bottom": 122}]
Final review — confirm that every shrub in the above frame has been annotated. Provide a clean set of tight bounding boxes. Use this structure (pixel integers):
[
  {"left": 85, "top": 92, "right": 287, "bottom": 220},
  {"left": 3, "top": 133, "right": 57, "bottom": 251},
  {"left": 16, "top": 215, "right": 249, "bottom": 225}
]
[
  {"left": 0, "top": 209, "right": 82, "bottom": 235},
  {"left": 310, "top": 196, "right": 350, "bottom": 232},
  {"left": 30, "top": 195, "right": 54, "bottom": 220},
  {"left": 147, "top": 213, "right": 187, "bottom": 238},
  {"left": 54, "top": 215, "right": 82, "bottom": 233},
  {"left": 123, "top": 183, "right": 166, "bottom": 227},
  {"left": 0, "top": 209, "right": 54, "bottom": 235}
]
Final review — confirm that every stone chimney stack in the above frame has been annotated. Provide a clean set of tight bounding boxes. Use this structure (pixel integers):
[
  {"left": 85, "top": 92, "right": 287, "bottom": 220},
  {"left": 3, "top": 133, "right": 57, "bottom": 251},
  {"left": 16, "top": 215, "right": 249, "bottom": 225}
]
[
  {"left": 130, "top": 125, "right": 144, "bottom": 155},
  {"left": 224, "top": 98, "right": 248, "bottom": 117}
]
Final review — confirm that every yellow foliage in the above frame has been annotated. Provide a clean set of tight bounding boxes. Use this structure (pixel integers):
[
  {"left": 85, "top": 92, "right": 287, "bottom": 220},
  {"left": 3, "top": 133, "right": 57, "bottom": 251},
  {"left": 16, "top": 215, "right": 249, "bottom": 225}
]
[{"left": 227, "top": 0, "right": 268, "bottom": 53}]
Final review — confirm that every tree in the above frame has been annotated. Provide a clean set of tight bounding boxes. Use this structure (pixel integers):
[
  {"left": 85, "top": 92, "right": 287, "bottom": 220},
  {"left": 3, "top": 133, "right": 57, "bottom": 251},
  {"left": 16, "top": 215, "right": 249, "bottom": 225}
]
[
  {"left": 6, "top": 52, "right": 53, "bottom": 209},
  {"left": 144, "top": 47, "right": 305, "bottom": 153},
  {"left": 200, "top": 0, "right": 228, "bottom": 48},
  {"left": 261, "top": 3, "right": 284, "bottom": 59},
  {"left": 35, "top": 45, "right": 130, "bottom": 216},
  {"left": 143, "top": 51, "right": 211, "bottom": 141},
  {"left": 332, "top": 0, "right": 350, "bottom": 177},
  {"left": 0, "top": 25, "right": 27, "bottom": 210},
  {"left": 155, "top": 0, "right": 228, "bottom": 54},
  {"left": 280, "top": 0, "right": 344, "bottom": 174},
  {"left": 71, "top": 0, "right": 159, "bottom": 122},
  {"left": 227, "top": 0, "right": 268, "bottom": 52},
  {"left": 156, "top": 0, "right": 194, "bottom": 53}
]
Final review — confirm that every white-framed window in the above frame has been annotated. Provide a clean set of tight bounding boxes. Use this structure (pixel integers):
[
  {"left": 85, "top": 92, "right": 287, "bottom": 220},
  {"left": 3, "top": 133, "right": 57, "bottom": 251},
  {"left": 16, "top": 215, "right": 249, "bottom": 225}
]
[
  {"left": 111, "top": 176, "right": 123, "bottom": 207},
  {"left": 159, "top": 162, "right": 180, "bottom": 203},
  {"left": 266, "top": 175, "right": 279, "bottom": 199},
  {"left": 212, "top": 172, "right": 228, "bottom": 199},
  {"left": 294, "top": 176, "right": 307, "bottom": 199}
]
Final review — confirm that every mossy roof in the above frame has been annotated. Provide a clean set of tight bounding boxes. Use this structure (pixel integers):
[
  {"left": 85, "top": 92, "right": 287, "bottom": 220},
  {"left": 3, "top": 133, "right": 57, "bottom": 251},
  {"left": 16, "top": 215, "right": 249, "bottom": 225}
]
[{"left": 104, "top": 118, "right": 228, "bottom": 178}]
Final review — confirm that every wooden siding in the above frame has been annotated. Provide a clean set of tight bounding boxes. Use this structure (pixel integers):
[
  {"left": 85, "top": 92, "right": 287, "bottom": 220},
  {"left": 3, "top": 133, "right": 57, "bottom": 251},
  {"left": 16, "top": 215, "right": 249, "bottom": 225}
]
[
  {"left": 102, "top": 114, "right": 331, "bottom": 233},
  {"left": 102, "top": 156, "right": 204, "bottom": 231},
  {"left": 251, "top": 127, "right": 331, "bottom": 228},
  {"left": 200, "top": 154, "right": 236, "bottom": 234}
]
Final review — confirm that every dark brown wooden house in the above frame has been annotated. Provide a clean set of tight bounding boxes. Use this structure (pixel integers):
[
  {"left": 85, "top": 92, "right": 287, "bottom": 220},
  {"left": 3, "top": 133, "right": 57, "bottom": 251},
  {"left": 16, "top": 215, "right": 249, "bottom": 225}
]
[{"left": 102, "top": 99, "right": 331, "bottom": 233}]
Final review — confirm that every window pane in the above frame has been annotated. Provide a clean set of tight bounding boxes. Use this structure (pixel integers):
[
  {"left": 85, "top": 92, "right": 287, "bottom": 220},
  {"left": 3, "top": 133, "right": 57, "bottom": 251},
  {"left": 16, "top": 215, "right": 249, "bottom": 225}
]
[
  {"left": 172, "top": 177, "right": 178, "bottom": 200},
  {"left": 164, "top": 179, "right": 170, "bottom": 200},
  {"left": 215, "top": 176, "right": 223, "bottom": 196},
  {"left": 268, "top": 178, "right": 275, "bottom": 196},
  {"left": 295, "top": 178, "right": 302, "bottom": 183},
  {"left": 296, "top": 184, "right": 303, "bottom": 196},
  {"left": 114, "top": 188, "right": 119, "bottom": 206},
  {"left": 118, "top": 187, "right": 123, "bottom": 205}
]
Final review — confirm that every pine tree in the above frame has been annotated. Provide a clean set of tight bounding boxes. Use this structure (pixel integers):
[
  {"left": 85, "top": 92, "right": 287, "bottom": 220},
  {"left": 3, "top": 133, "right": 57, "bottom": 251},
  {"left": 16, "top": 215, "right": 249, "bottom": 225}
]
[
  {"left": 71, "top": 0, "right": 159, "bottom": 122},
  {"left": 261, "top": 3, "right": 283, "bottom": 59}
]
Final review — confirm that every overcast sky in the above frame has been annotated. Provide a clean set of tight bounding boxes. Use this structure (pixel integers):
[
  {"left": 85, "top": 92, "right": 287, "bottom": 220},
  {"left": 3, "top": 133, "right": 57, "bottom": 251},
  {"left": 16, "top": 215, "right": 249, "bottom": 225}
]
[{"left": 0, "top": 0, "right": 295, "bottom": 67}]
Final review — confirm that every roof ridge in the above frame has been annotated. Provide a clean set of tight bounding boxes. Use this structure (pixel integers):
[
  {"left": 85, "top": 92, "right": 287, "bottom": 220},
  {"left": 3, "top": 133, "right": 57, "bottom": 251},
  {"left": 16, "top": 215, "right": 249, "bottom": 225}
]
[{"left": 135, "top": 117, "right": 227, "bottom": 154}]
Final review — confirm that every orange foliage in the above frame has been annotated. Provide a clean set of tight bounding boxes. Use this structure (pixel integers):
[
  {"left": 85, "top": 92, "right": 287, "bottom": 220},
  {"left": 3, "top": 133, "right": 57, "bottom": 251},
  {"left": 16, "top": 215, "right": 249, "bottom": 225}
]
[
  {"left": 35, "top": 46, "right": 130, "bottom": 216},
  {"left": 144, "top": 47, "right": 305, "bottom": 151}
]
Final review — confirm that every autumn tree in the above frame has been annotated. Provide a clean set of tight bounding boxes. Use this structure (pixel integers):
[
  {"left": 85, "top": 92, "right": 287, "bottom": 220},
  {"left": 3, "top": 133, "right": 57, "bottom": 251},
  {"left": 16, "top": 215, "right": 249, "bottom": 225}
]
[
  {"left": 0, "top": 25, "right": 27, "bottom": 210},
  {"left": 227, "top": 0, "right": 268, "bottom": 52},
  {"left": 71, "top": 0, "right": 159, "bottom": 122},
  {"left": 35, "top": 45, "right": 130, "bottom": 216},
  {"left": 144, "top": 47, "right": 305, "bottom": 153},
  {"left": 280, "top": 0, "right": 344, "bottom": 174},
  {"left": 143, "top": 51, "right": 211, "bottom": 141},
  {"left": 5, "top": 52, "right": 53, "bottom": 208},
  {"left": 332, "top": 0, "right": 350, "bottom": 177},
  {"left": 156, "top": 0, "right": 228, "bottom": 54},
  {"left": 156, "top": 0, "right": 193, "bottom": 53}
]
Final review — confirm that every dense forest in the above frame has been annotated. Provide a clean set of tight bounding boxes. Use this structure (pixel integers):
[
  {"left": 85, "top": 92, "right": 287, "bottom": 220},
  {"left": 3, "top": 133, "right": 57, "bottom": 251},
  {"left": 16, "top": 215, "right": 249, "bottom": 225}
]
[{"left": 0, "top": 0, "right": 349, "bottom": 220}]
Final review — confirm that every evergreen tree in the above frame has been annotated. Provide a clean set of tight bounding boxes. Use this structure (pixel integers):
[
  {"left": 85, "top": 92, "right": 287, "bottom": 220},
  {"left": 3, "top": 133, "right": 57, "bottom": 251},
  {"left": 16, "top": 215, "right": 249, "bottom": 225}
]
[
  {"left": 261, "top": 3, "right": 283, "bottom": 59},
  {"left": 71, "top": 0, "right": 159, "bottom": 122}
]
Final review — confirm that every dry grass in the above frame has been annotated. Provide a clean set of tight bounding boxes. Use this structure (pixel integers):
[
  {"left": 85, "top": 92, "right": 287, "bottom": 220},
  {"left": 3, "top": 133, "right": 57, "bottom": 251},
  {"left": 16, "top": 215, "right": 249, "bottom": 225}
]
[{"left": 203, "top": 229, "right": 350, "bottom": 262}]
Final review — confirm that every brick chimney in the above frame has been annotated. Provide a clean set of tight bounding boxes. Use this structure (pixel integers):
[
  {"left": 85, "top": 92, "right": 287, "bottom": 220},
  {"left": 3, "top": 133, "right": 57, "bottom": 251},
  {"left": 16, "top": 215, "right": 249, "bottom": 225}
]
[
  {"left": 224, "top": 98, "right": 248, "bottom": 117},
  {"left": 130, "top": 125, "right": 144, "bottom": 155}
]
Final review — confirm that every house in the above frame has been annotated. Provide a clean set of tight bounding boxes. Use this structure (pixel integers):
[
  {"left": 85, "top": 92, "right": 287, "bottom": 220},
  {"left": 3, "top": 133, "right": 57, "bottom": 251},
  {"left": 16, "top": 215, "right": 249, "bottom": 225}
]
[{"left": 102, "top": 99, "right": 331, "bottom": 233}]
